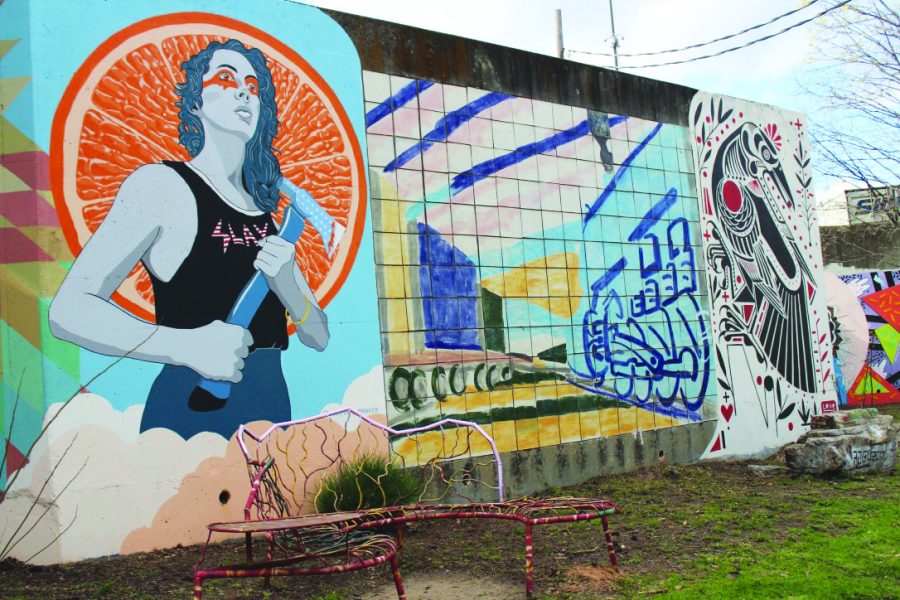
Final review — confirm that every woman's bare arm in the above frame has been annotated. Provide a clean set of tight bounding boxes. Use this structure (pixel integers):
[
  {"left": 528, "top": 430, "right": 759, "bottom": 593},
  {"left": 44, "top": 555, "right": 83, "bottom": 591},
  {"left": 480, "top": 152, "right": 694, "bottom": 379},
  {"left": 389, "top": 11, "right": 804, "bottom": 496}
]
[{"left": 49, "top": 164, "right": 252, "bottom": 381}]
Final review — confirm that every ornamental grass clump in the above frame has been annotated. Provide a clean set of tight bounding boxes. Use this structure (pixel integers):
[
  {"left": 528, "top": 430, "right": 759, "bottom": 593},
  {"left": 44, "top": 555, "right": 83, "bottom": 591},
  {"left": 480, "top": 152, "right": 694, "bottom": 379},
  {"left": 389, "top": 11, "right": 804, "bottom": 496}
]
[{"left": 314, "top": 453, "right": 423, "bottom": 513}]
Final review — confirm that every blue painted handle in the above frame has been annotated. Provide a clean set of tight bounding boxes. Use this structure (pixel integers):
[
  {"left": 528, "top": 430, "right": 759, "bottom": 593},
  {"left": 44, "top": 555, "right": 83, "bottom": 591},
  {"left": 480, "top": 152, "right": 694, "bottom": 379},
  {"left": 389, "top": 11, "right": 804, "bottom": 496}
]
[{"left": 196, "top": 197, "right": 306, "bottom": 400}]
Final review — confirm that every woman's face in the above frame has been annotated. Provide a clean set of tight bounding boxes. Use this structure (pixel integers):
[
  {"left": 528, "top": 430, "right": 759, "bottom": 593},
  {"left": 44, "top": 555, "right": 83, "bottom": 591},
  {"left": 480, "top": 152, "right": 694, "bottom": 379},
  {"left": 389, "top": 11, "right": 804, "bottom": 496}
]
[{"left": 196, "top": 49, "right": 261, "bottom": 142}]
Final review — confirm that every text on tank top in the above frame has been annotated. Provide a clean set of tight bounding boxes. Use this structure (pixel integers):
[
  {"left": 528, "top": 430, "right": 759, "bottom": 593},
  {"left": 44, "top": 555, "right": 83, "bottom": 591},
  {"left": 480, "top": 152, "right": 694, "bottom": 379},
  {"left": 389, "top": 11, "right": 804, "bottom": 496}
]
[{"left": 143, "top": 161, "right": 288, "bottom": 351}]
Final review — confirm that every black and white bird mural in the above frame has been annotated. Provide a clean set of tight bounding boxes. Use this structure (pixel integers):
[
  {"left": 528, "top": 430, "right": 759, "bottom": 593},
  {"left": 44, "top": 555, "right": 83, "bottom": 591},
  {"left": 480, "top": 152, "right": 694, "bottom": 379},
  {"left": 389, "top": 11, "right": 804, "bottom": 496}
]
[{"left": 709, "top": 122, "right": 817, "bottom": 393}]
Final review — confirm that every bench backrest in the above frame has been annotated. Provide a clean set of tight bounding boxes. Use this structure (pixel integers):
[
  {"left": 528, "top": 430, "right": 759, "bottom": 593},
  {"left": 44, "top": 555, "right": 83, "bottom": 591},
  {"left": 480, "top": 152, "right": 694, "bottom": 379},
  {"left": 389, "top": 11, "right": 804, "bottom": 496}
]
[{"left": 237, "top": 407, "right": 504, "bottom": 520}]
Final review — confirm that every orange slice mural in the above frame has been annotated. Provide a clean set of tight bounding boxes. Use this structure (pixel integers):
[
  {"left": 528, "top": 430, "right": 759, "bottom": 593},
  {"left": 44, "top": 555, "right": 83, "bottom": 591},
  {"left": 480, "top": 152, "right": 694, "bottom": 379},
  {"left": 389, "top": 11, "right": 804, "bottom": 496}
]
[{"left": 50, "top": 12, "right": 366, "bottom": 321}]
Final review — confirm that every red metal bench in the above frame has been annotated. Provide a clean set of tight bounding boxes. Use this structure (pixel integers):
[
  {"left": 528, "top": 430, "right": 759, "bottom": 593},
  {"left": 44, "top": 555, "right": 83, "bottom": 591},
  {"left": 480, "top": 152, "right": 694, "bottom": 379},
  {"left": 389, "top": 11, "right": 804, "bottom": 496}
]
[{"left": 193, "top": 408, "right": 620, "bottom": 598}]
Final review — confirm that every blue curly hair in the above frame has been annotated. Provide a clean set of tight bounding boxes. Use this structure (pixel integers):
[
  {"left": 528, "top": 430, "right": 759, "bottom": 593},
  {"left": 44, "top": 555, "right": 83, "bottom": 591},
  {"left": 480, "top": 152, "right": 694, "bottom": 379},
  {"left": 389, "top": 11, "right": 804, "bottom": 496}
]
[{"left": 175, "top": 39, "right": 282, "bottom": 212}]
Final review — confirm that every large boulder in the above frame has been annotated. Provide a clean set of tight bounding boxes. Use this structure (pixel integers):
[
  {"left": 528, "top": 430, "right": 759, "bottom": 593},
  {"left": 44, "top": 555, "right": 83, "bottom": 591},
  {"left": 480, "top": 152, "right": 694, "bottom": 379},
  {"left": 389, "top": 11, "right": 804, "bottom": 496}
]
[{"left": 783, "top": 409, "right": 897, "bottom": 474}]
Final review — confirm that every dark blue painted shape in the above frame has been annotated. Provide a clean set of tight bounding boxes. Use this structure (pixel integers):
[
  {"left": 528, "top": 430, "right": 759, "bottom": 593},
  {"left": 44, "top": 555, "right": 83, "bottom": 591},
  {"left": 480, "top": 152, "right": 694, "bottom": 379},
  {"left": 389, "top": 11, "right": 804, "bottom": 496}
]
[
  {"left": 448, "top": 115, "right": 628, "bottom": 195},
  {"left": 365, "top": 79, "right": 435, "bottom": 129},
  {"left": 628, "top": 187, "right": 678, "bottom": 242},
  {"left": 583, "top": 122, "right": 664, "bottom": 228},
  {"left": 589, "top": 257, "right": 627, "bottom": 301},
  {"left": 385, "top": 91, "right": 511, "bottom": 172},
  {"left": 417, "top": 223, "right": 481, "bottom": 350}
]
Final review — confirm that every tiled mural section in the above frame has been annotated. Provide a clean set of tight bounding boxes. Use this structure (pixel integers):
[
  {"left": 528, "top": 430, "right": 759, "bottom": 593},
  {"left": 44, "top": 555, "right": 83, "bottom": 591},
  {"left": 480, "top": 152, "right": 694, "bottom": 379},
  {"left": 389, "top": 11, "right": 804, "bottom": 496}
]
[{"left": 363, "top": 71, "right": 717, "bottom": 457}]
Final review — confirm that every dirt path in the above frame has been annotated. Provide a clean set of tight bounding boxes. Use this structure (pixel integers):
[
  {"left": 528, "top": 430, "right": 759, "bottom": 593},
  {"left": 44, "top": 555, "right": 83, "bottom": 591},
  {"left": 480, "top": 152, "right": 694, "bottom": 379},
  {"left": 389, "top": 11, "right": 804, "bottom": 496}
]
[{"left": 368, "top": 572, "right": 523, "bottom": 599}]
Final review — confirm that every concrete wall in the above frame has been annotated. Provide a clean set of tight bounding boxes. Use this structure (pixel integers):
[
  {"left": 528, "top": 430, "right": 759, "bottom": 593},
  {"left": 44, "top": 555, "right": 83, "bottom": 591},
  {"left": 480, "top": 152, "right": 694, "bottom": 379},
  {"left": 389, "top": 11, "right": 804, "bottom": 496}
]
[{"left": 0, "top": 0, "right": 836, "bottom": 563}]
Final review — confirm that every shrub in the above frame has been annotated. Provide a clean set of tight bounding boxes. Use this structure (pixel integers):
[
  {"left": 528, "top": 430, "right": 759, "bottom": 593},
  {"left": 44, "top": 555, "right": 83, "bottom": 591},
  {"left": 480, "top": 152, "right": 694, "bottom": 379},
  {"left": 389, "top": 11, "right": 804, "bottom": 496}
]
[{"left": 314, "top": 453, "right": 423, "bottom": 513}]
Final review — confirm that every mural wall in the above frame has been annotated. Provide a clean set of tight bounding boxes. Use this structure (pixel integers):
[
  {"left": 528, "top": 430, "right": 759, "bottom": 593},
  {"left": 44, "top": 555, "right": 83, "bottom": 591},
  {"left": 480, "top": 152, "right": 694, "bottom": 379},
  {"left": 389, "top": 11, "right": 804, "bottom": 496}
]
[
  {"left": 1, "top": 0, "right": 383, "bottom": 563},
  {"left": 834, "top": 270, "right": 900, "bottom": 405},
  {"left": 363, "top": 73, "right": 718, "bottom": 460},
  {"left": 690, "top": 94, "right": 836, "bottom": 457},
  {"left": 0, "top": 0, "right": 842, "bottom": 566}
]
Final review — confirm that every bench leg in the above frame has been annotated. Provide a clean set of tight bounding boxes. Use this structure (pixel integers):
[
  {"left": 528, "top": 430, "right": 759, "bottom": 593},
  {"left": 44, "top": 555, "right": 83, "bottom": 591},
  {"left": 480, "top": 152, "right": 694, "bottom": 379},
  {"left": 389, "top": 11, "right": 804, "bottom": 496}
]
[
  {"left": 390, "top": 554, "right": 407, "bottom": 600},
  {"left": 396, "top": 522, "right": 405, "bottom": 550},
  {"left": 601, "top": 516, "right": 619, "bottom": 569},
  {"left": 193, "top": 573, "right": 204, "bottom": 599},
  {"left": 524, "top": 522, "right": 534, "bottom": 597}
]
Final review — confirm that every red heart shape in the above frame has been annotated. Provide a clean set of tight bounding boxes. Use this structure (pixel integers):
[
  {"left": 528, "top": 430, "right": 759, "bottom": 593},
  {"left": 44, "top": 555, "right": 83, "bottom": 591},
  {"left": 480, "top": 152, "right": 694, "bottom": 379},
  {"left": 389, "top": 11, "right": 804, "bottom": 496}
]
[{"left": 721, "top": 404, "right": 734, "bottom": 422}]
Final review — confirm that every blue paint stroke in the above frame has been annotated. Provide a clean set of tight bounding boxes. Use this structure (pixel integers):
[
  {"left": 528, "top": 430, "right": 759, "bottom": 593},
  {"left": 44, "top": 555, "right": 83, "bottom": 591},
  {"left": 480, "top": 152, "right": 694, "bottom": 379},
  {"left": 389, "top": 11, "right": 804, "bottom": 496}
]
[
  {"left": 583, "top": 122, "right": 663, "bottom": 228},
  {"left": 627, "top": 187, "right": 678, "bottom": 242},
  {"left": 365, "top": 79, "right": 435, "bottom": 129},
  {"left": 385, "top": 91, "right": 511, "bottom": 172},
  {"left": 448, "top": 115, "right": 628, "bottom": 195},
  {"left": 590, "top": 257, "right": 627, "bottom": 296}
]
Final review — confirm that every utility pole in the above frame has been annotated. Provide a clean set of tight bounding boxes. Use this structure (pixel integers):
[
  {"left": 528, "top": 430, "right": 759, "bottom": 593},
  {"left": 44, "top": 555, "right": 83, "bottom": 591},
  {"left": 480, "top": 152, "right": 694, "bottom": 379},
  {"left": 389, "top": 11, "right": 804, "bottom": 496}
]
[
  {"left": 608, "top": 0, "right": 620, "bottom": 70},
  {"left": 556, "top": 9, "right": 564, "bottom": 58}
]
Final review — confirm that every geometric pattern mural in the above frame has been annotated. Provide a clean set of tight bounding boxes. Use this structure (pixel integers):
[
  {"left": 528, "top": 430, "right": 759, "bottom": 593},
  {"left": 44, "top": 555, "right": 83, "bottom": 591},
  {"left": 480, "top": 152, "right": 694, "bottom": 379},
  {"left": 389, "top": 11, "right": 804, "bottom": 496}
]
[{"left": 838, "top": 270, "right": 900, "bottom": 406}]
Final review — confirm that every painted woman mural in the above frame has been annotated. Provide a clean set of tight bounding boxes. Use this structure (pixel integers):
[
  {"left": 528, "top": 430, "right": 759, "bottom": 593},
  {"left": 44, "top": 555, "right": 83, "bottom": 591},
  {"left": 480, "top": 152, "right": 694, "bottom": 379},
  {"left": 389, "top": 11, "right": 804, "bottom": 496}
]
[{"left": 50, "top": 38, "right": 333, "bottom": 439}]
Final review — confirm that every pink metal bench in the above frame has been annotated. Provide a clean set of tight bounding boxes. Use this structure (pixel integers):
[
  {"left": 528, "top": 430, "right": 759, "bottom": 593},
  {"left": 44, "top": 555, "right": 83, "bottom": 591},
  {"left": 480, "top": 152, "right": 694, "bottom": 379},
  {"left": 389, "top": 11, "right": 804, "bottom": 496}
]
[{"left": 193, "top": 407, "right": 620, "bottom": 598}]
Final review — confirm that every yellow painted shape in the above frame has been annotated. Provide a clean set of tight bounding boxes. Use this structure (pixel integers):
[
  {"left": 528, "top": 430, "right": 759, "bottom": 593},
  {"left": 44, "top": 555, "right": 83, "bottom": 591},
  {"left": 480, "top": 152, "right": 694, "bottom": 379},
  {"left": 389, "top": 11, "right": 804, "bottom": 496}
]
[
  {"left": 1, "top": 117, "right": 38, "bottom": 154},
  {"left": 579, "top": 410, "right": 601, "bottom": 440},
  {"left": 469, "top": 422, "right": 494, "bottom": 456},
  {"left": 373, "top": 198, "right": 401, "bottom": 233},
  {"left": 0, "top": 163, "right": 29, "bottom": 193},
  {"left": 516, "top": 418, "right": 540, "bottom": 450},
  {"left": 2, "top": 261, "right": 68, "bottom": 297},
  {"left": 481, "top": 252, "right": 583, "bottom": 318},
  {"left": 377, "top": 232, "right": 402, "bottom": 265},
  {"left": 0, "top": 268, "right": 41, "bottom": 349},
  {"left": 512, "top": 385, "right": 536, "bottom": 402},
  {"left": 0, "top": 40, "right": 18, "bottom": 60},
  {"left": 382, "top": 298, "right": 409, "bottom": 332},
  {"left": 559, "top": 413, "right": 582, "bottom": 443},
  {"left": 535, "top": 383, "right": 562, "bottom": 401},
  {"left": 491, "top": 420, "right": 518, "bottom": 453},
  {"left": 379, "top": 265, "right": 408, "bottom": 298},
  {"left": 18, "top": 227, "right": 75, "bottom": 262},
  {"left": 0, "top": 76, "right": 29, "bottom": 116},
  {"left": 537, "top": 416, "right": 561, "bottom": 446},
  {"left": 599, "top": 408, "right": 621, "bottom": 437},
  {"left": 0, "top": 215, "right": 12, "bottom": 227}
]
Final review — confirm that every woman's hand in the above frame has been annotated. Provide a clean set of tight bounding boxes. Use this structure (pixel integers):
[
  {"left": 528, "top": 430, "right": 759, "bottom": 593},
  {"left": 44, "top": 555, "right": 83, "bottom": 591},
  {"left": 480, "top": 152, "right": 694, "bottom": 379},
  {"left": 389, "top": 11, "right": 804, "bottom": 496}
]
[
  {"left": 254, "top": 236, "right": 297, "bottom": 299},
  {"left": 180, "top": 321, "right": 253, "bottom": 382}
]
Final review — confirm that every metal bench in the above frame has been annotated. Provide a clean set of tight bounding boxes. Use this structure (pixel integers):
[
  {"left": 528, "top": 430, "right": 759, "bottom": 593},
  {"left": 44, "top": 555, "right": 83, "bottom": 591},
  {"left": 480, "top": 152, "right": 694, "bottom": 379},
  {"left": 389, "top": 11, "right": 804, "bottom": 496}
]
[{"left": 193, "top": 407, "right": 620, "bottom": 598}]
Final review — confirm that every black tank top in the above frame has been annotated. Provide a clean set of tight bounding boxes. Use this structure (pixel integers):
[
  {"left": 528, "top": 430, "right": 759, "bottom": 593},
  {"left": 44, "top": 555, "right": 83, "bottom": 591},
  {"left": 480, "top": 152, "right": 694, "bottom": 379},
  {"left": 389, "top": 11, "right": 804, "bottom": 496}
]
[{"left": 144, "top": 161, "right": 288, "bottom": 351}]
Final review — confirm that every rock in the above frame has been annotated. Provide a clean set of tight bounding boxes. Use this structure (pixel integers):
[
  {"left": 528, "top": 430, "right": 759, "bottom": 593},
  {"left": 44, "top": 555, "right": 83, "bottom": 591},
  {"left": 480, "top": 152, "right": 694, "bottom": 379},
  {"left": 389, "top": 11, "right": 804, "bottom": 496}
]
[
  {"left": 784, "top": 412, "right": 897, "bottom": 474},
  {"left": 747, "top": 464, "right": 787, "bottom": 477},
  {"left": 811, "top": 414, "right": 836, "bottom": 429}
]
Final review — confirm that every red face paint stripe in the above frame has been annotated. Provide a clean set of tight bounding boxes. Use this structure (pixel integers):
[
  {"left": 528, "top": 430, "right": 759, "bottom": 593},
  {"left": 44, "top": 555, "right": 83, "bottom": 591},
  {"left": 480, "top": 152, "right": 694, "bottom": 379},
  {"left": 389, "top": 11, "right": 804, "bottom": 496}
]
[{"left": 203, "top": 69, "right": 239, "bottom": 90}]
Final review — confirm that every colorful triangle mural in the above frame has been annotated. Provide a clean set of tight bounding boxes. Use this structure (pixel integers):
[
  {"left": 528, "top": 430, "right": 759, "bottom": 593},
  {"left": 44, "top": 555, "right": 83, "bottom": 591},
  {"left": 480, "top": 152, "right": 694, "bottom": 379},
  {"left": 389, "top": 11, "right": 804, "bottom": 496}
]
[
  {"left": 862, "top": 284, "right": 900, "bottom": 332},
  {"left": 874, "top": 324, "right": 900, "bottom": 364},
  {"left": 847, "top": 365, "right": 900, "bottom": 406}
]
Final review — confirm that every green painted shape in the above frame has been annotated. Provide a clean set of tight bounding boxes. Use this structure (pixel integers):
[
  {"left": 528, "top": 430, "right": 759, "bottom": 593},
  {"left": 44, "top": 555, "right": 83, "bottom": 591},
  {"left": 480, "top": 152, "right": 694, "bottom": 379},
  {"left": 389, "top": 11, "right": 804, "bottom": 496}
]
[
  {"left": 874, "top": 324, "right": 900, "bottom": 364},
  {"left": 853, "top": 372, "right": 890, "bottom": 395},
  {"left": 39, "top": 297, "right": 79, "bottom": 380},
  {"left": 537, "top": 342, "right": 568, "bottom": 364},
  {"left": 1, "top": 320, "right": 45, "bottom": 413},
  {"left": 481, "top": 288, "right": 505, "bottom": 353}
]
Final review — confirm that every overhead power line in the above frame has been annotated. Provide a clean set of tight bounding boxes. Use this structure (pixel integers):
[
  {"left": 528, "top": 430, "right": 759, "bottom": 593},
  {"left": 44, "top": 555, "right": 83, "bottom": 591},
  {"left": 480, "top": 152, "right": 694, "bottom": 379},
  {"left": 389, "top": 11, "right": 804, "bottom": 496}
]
[
  {"left": 569, "top": 0, "right": 852, "bottom": 69},
  {"left": 571, "top": 0, "right": 825, "bottom": 58}
]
